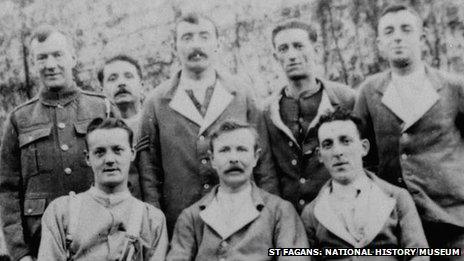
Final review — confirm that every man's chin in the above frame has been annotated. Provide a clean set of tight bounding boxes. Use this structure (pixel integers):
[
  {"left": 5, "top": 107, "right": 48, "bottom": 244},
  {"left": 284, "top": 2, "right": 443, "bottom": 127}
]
[
  {"left": 391, "top": 57, "right": 412, "bottom": 69},
  {"left": 287, "top": 73, "right": 309, "bottom": 81}
]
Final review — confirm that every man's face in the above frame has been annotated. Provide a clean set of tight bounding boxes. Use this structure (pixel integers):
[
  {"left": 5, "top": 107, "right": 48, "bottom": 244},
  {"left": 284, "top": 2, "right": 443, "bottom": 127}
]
[
  {"left": 102, "top": 60, "right": 142, "bottom": 106},
  {"left": 273, "top": 28, "right": 316, "bottom": 81},
  {"left": 211, "top": 129, "right": 259, "bottom": 190},
  {"left": 86, "top": 128, "right": 135, "bottom": 190},
  {"left": 175, "top": 19, "right": 218, "bottom": 73},
  {"left": 377, "top": 10, "right": 424, "bottom": 68},
  {"left": 317, "top": 120, "right": 369, "bottom": 185},
  {"left": 31, "top": 32, "right": 76, "bottom": 91}
]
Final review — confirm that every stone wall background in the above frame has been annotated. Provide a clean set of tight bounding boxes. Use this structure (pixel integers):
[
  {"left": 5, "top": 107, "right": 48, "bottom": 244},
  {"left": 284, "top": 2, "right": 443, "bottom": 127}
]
[{"left": 1, "top": 0, "right": 464, "bottom": 141}]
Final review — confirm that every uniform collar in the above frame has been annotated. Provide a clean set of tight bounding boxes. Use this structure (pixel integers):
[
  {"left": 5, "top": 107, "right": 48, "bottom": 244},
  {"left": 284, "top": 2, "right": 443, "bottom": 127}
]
[
  {"left": 39, "top": 83, "right": 81, "bottom": 107},
  {"left": 88, "top": 186, "right": 132, "bottom": 207}
]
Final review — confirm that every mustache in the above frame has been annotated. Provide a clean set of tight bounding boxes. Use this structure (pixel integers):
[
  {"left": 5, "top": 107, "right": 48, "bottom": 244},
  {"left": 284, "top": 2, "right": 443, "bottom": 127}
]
[
  {"left": 115, "top": 87, "right": 131, "bottom": 96},
  {"left": 188, "top": 49, "right": 208, "bottom": 60}
]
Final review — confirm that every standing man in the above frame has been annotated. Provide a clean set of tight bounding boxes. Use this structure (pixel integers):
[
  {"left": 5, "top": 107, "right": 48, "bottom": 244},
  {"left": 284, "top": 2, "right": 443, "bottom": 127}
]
[
  {"left": 266, "top": 20, "right": 355, "bottom": 212},
  {"left": 138, "top": 13, "right": 278, "bottom": 234},
  {"left": 301, "top": 108, "right": 428, "bottom": 258},
  {"left": 38, "top": 118, "right": 168, "bottom": 260},
  {"left": 0, "top": 25, "right": 117, "bottom": 261},
  {"left": 354, "top": 4, "right": 464, "bottom": 252},
  {"left": 99, "top": 54, "right": 144, "bottom": 199},
  {"left": 168, "top": 121, "right": 308, "bottom": 261}
]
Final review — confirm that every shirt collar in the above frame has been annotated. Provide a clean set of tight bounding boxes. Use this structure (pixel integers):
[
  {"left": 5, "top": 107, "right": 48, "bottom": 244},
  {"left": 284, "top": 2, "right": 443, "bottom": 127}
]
[
  {"left": 88, "top": 186, "right": 132, "bottom": 207},
  {"left": 391, "top": 63, "right": 427, "bottom": 88},
  {"left": 282, "top": 78, "right": 322, "bottom": 99},
  {"left": 199, "top": 181, "right": 265, "bottom": 211},
  {"left": 39, "top": 83, "right": 81, "bottom": 107},
  {"left": 178, "top": 68, "right": 216, "bottom": 91},
  {"left": 330, "top": 172, "right": 371, "bottom": 200}
]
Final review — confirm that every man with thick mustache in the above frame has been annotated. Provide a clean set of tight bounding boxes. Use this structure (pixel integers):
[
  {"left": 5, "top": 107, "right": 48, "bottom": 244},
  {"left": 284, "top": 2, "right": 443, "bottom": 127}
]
[
  {"left": 0, "top": 25, "right": 117, "bottom": 261},
  {"left": 167, "top": 121, "right": 308, "bottom": 261},
  {"left": 265, "top": 20, "right": 355, "bottom": 213},
  {"left": 99, "top": 54, "right": 144, "bottom": 199},
  {"left": 138, "top": 13, "right": 278, "bottom": 235},
  {"left": 354, "top": 4, "right": 464, "bottom": 254},
  {"left": 301, "top": 108, "right": 428, "bottom": 258}
]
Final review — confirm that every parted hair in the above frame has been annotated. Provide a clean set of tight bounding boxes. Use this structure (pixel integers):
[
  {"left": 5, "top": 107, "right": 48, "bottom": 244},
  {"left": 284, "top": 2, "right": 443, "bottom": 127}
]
[
  {"left": 97, "top": 54, "right": 143, "bottom": 85},
  {"left": 174, "top": 12, "right": 219, "bottom": 43},
  {"left": 315, "top": 107, "right": 364, "bottom": 140},
  {"left": 271, "top": 19, "right": 318, "bottom": 47},
  {"left": 208, "top": 120, "right": 260, "bottom": 152},
  {"left": 85, "top": 117, "right": 134, "bottom": 148}
]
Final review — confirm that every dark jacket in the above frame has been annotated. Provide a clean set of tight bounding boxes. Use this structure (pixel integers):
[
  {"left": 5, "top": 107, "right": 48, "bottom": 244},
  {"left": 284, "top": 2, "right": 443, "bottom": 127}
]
[
  {"left": 353, "top": 66, "right": 464, "bottom": 227},
  {"left": 0, "top": 85, "right": 117, "bottom": 261},
  {"left": 137, "top": 69, "right": 278, "bottom": 235},
  {"left": 167, "top": 182, "right": 309, "bottom": 261},
  {"left": 301, "top": 171, "right": 428, "bottom": 261},
  {"left": 265, "top": 79, "right": 355, "bottom": 212}
]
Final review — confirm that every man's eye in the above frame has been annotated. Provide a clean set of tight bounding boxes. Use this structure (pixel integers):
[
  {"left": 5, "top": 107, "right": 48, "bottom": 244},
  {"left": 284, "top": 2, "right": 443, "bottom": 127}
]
[
  {"left": 107, "top": 75, "right": 117, "bottom": 82},
  {"left": 37, "top": 55, "right": 47, "bottom": 60},
  {"left": 219, "top": 148, "right": 229, "bottom": 153},
  {"left": 278, "top": 45, "right": 288, "bottom": 53},
  {"left": 124, "top": 72, "right": 134, "bottom": 79},
  {"left": 181, "top": 34, "right": 192, "bottom": 41},
  {"left": 200, "top": 32, "right": 210, "bottom": 40},
  {"left": 294, "top": 43, "right": 303, "bottom": 49},
  {"left": 321, "top": 142, "right": 332, "bottom": 149},
  {"left": 341, "top": 139, "right": 352, "bottom": 145},
  {"left": 237, "top": 147, "right": 248, "bottom": 152}
]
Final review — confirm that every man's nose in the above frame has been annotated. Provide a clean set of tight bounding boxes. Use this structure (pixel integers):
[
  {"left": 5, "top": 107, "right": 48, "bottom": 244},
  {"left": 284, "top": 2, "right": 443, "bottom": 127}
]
[
  {"left": 104, "top": 152, "right": 116, "bottom": 165},
  {"left": 332, "top": 143, "right": 344, "bottom": 156},
  {"left": 228, "top": 150, "right": 239, "bottom": 163},
  {"left": 44, "top": 56, "right": 58, "bottom": 69}
]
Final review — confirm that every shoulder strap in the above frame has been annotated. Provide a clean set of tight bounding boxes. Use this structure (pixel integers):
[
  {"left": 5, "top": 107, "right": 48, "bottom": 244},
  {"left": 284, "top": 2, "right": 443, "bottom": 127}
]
[
  {"left": 65, "top": 191, "right": 82, "bottom": 260},
  {"left": 126, "top": 200, "right": 145, "bottom": 238}
]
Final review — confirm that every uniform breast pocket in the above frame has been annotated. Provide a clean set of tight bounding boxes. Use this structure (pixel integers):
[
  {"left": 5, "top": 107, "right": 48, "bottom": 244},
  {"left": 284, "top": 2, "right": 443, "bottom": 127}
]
[{"left": 19, "top": 125, "right": 53, "bottom": 179}]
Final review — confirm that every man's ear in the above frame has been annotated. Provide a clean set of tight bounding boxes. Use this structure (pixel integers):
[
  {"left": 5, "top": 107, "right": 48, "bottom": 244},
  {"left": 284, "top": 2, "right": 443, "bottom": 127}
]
[
  {"left": 130, "top": 148, "right": 136, "bottom": 162},
  {"left": 361, "top": 138, "right": 370, "bottom": 157},
  {"left": 84, "top": 150, "right": 91, "bottom": 167},
  {"left": 316, "top": 147, "right": 323, "bottom": 163}
]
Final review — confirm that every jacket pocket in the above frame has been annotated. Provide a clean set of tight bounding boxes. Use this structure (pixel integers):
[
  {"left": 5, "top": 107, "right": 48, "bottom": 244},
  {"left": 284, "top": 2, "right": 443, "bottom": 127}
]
[
  {"left": 18, "top": 125, "right": 52, "bottom": 178},
  {"left": 74, "top": 120, "right": 90, "bottom": 135},
  {"left": 23, "top": 198, "right": 46, "bottom": 216}
]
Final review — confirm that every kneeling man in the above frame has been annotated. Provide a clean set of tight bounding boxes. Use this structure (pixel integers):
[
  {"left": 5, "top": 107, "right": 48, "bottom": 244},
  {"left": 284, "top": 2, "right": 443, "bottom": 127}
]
[
  {"left": 38, "top": 118, "right": 168, "bottom": 260},
  {"left": 168, "top": 121, "right": 308, "bottom": 261},
  {"left": 301, "top": 108, "right": 428, "bottom": 259}
]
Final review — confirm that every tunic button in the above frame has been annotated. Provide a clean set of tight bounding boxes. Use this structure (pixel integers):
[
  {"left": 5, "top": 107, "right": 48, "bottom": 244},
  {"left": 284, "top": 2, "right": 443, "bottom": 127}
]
[
  {"left": 61, "top": 144, "right": 69, "bottom": 151},
  {"left": 221, "top": 241, "right": 228, "bottom": 247},
  {"left": 291, "top": 159, "right": 297, "bottom": 166},
  {"left": 64, "top": 168, "right": 72, "bottom": 175},
  {"left": 199, "top": 135, "right": 205, "bottom": 141},
  {"left": 299, "top": 199, "right": 305, "bottom": 205},
  {"left": 397, "top": 177, "right": 403, "bottom": 183},
  {"left": 402, "top": 133, "right": 408, "bottom": 139},
  {"left": 58, "top": 122, "right": 66, "bottom": 129},
  {"left": 288, "top": 141, "right": 293, "bottom": 147},
  {"left": 203, "top": 184, "right": 210, "bottom": 190},
  {"left": 299, "top": 178, "right": 306, "bottom": 184},
  {"left": 201, "top": 159, "right": 207, "bottom": 165},
  {"left": 401, "top": 154, "right": 408, "bottom": 160},
  {"left": 27, "top": 208, "right": 33, "bottom": 214}
]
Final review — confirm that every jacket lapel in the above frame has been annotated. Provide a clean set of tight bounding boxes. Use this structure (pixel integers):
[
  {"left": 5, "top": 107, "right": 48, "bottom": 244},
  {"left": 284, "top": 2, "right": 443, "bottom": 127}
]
[
  {"left": 314, "top": 184, "right": 360, "bottom": 247},
  {"left": 199, "top": 81, "right": 234, "bottom": 134},
  {"left": 169, "top": 87, "right": 204, "bottom": 126},
  {"left": 268, "top": 94, "right": 300, "bottom": 147},
  {"left": 307, "top": 90, "right": 334, "bottom": 130}
]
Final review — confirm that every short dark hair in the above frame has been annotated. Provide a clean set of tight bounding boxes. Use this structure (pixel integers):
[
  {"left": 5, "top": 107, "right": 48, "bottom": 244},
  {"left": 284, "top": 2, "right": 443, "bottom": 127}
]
[
  {"left": 209, "top": 120, "right": 260, "bottom": 152},
  {"left": 379, "top": 4, "right": 423, "bottom": 29},
  {"left": 29, "top": 24, "right": 74, "bottom": 52},
  {"left": 97, "top": 54, "right": 143, "bottom": 85},
  {"left": 271, "top": 20, "right": 318, "bottom": 48},
  {"left": 315, "top": 107, "right": 364, "bottom": 141},
  {"left": 174, "top": 12, "right": 219, "bottom": 43},
  {"left": 85, "top": 117, "right": 134, "bottom": 149}
]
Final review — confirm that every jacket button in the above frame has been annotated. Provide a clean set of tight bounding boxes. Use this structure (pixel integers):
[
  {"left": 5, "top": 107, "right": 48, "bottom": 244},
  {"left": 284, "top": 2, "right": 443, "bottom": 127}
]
[
  {"left": 64, "top": 168, "right": 72, "bottom": 175},
  {"left": 61, "top": 144, "right": 69, "bottom": 151},
  {"left": 291, "top": 159, "right": 297, "bottom": 166},
  {"left": 201, "top": 159, "right": 207, "bottom": 165},
  {"left": 203, "top": 184, "right": 210, "bottom": 190},
  {"left": 220, "top": 241, "right": 228, "bottom": 247},
  {"left": 397, "top": 177, "right": 403, "bottom": 183},
  {"left": 288, "top": 141, "right": 293, "bottom": 147},
  {"left": 27, "top": 208, "right": 33, "bottom": 214},
  {"left": 58, "top": 122, "right": 66, "bottom": 129},
  {"left": 298, "top": 199, "right": 305, "bottom": 205},
  {"left": 299, "top": 178, "right": 306, "bottom": 184},
  {"left": 401, "top": 154, "right": 408, "bottom": 160},
  {"left": 199, "top": 135, "right": 205, "bottom": 141}
]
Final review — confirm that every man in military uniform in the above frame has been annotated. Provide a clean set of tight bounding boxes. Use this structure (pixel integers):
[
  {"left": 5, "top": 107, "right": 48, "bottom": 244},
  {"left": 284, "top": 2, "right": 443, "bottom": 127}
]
[{"left": 0, "top": 25, "right": 117, "bottom": 261}]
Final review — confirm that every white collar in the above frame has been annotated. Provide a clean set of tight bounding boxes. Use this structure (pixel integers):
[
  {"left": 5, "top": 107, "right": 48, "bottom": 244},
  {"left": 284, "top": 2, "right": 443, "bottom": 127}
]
[
  {"left": 331, "top": 173, "right": 370, "bottom": 200},
  {"left": 178, "top": 69, "right": 216, "bottom": 92}
]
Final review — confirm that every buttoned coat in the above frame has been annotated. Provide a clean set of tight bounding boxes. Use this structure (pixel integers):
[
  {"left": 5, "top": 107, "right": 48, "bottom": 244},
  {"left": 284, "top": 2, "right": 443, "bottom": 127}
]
[
  {"left": 301, "top": 171, "right": 428, "bottom": 261},
  {"left": 353, "top": 66, "right": 464, "bottom": 228},
  {"left": 0, "top": 87, "right": 117, "bottom": 261},
  {"left": 137, "top": 69, "right": 278, "bottom": 234},
  {"left": 167, "top": 183, "right": 309, "bottom": 261},
  {"left": 264, "top": 79, "right": 355, "bottom": 213}
]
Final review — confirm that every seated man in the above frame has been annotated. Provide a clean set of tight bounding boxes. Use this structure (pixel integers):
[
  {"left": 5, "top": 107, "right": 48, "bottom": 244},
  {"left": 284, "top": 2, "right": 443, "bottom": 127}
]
[
  {"left": 168, "top": 121, "right": 308, "bottom": 261},
  {"left": 37, "top": 118, "right": 168, "bottom": 260},
  {"left": 301, "top": 108, "right": 428, "bottom": 259}
]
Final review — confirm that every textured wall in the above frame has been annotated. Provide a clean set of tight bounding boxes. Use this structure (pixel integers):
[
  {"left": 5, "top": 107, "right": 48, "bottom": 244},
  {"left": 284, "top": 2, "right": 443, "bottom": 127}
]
[{"left": 1, "top": 0, "right": 464, "bottom": 140}]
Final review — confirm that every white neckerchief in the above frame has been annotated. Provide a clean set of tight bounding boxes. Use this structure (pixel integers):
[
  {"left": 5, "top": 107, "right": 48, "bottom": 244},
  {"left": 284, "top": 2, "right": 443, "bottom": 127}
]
[{"left": 178, "top": 69, "right": 216, "bottom": 104}]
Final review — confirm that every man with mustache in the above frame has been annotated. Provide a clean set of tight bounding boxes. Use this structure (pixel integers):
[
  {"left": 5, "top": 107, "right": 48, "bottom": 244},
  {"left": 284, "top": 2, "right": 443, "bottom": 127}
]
[
  {"left": 38, "top": 118, "right": 168, "bottom": 260},
  {"left": 265, "top": 20, "right": 355, "bottom": 213},
  {"left": 301, "top": 108, "right": 428, "bottom": 258},
  {"left": 168, "top": 120, "right": 308, "bottom": 261},
  {"left": 0, "top": 25, "right": 118, "bottom": 261},
  {"left": 138, "top": 13, "right": 278, "bottom": 235},
  {"left": 354, "top": 4, "right": 464, "bottom": 254},
  {"left": 98, "top": 55, "right": 144, "bottom": 199}
]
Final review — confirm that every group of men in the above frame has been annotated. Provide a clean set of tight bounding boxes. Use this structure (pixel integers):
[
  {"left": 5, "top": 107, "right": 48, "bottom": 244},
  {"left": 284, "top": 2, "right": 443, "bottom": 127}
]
[{"left": 0, "top": 3, "right": 464, "bottom": 261}]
